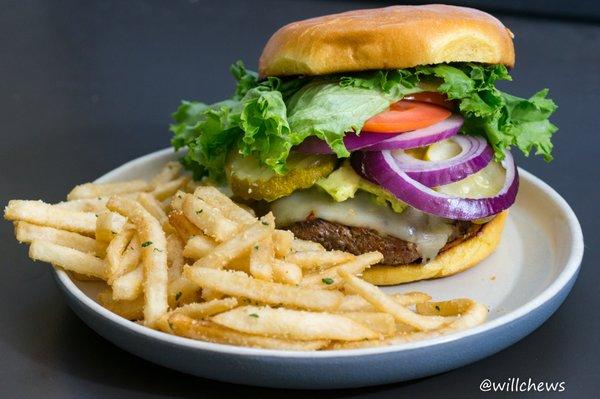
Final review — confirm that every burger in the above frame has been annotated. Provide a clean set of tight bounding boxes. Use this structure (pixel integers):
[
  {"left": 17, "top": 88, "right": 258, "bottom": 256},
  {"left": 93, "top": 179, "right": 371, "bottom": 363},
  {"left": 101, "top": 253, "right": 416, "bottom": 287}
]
[{"left": 171, "top": 5, "right": 557, "bottom": 285}]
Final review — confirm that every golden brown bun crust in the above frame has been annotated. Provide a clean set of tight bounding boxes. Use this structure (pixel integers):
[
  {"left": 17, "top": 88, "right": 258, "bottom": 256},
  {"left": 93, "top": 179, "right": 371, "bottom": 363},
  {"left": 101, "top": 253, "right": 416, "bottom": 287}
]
[
  {"left": 362, "top": 210, "right": 508, "bottom": 286},
  {"left": 259, "top": 5, "right": 514, "bottom": 77}
]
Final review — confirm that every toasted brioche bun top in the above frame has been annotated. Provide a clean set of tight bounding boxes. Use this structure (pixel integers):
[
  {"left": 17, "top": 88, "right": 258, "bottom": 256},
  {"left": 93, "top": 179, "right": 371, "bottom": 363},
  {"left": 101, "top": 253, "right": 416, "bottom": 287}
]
[{"left": 259, "top": 4, "right": 514, "bottom": 77}]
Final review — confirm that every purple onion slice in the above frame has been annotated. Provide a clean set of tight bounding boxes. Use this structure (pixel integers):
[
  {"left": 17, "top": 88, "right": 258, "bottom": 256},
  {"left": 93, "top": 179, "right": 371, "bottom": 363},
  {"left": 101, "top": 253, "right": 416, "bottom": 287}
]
[
  {"left": 351, "top": 149, "right": 518, "bottom": 220},
  {"left": 391, "top": 135, "right": 493, "bottom": 187},
  {"left": 295, "top": 115, "right": 464, "bottom": 154}
]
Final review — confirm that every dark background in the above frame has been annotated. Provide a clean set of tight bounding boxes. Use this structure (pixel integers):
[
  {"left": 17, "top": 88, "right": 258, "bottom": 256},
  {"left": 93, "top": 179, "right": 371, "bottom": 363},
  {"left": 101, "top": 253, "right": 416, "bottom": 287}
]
[{"left": 1, "top": 1, "right": 598, "bottom": 397}]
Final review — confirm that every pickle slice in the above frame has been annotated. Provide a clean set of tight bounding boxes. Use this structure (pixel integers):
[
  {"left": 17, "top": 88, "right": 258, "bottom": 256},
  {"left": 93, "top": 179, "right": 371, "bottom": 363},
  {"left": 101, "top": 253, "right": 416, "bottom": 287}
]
[{"left": 226, "top": 151, "right": 336, "bottom": 202}]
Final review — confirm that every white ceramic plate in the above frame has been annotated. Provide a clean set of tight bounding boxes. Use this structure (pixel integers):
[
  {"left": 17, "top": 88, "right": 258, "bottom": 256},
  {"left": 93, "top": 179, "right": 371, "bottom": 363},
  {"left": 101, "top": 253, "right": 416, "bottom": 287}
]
[{"left": 53, "top": 148, "right": 583, "bottom": 389}]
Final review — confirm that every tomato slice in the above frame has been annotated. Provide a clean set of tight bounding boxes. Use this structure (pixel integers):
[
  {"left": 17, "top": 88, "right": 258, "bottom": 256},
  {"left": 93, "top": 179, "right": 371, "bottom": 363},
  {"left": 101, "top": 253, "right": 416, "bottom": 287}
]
[
  {"left": 362, "top": 100, "right": 452, "bottom": 134},
  {"left": 403, "top": 92, "right": 454, "bottom": 109}
]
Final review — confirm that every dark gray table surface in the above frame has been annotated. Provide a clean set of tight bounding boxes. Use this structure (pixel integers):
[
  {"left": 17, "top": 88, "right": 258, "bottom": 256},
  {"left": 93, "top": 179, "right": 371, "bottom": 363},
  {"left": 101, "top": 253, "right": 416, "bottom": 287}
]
[{"left": 1, "top": 1, "right": 598, "bottom": 397}]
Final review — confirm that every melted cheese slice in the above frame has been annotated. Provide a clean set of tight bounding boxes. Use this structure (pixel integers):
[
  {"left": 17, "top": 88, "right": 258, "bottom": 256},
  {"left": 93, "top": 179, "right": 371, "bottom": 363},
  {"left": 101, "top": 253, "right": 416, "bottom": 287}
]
[{"left": 270, "top": 189, "right": 454, "bottom": 261}]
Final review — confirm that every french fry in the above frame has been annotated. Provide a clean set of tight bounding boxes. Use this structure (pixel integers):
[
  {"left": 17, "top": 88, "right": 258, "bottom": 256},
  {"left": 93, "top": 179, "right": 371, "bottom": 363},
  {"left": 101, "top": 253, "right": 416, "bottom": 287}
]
[
  {"left": 169, "top": 191, "right": 186, "bottom": 211},
  {"left": 151, "top": 176, "right": 190, "bottom": 201},
  {"left": 112, "top": 265, "right": 143, "bottom": 301},
  {"left": 168, "top": 276, "right": 199, "bottom": 308},
  {"left": 107, "top": 196, "right": 168, "bottom": 327},
  {"left": 119, "top": 235, "right": 141, "bottom": 277},
  {"left": 212, "top": 306, "right": 378, "bottom": 341},
  {"left": 106, "top": 229, "right": 135, "bottom": 280},
  {"left": 29, "top": 240, "right": 107, "bottom": 279},
  {"left": 339, "top": 270, "right": 446, "bottom": 330},
  {"left": 168, "top": 314, "right": 328, "bottom": 350},
  {"left": 137, "top": 192, "right": 171, "bottom": 232},
  {"left": 249, "top": 236, "right": 274, "bottom": 281},
  {"left": 301, "top": 251, "right": 382, "bottom": 289},
  {"left": 182, "top": 194, "right": 238, "bottom": 242},
  {"left": 415, "top": 299, "right": 477, "bottom": 317},
  {"left": 95, "top": 211, "right": 128, "bottom": 242},
  {"left": 54, "top": 197, "right": 109, "bottom": 213},
  {"left": 338, "top": 292, "right": 433, "bottom": 312},
  {"left": 68, "top": 180, "right": 149, "bottom": 200},
  {"left": 194, "top": 186, "right": 255, "bottom": 225},
  {"left": 291, "top": 238, "right": 325, "bottom": 252},
  {"left": 341, "top": 312, "right": 396, "bottom": 336},
  {"left": 5, "top": 200, "right": 97, "bottom": 235},
  {"left": 166, "top": 233, "right": 185, "bottom": 281},
  {"left": 184, "top": 267, "right": 343, "bottom": 311},
  {"left": 273, "top": 229, "right": 293, "bottom": 257},
  {"left": 150, "top": 161, "right": 182, "bottom": 187},
  {"left": 156, "top": 298, "right": 238, "bottom": 332},
  {"left": 285, "top": 250, "right": 355, "bottom": 270},
  {"left": 168, "top": 209, "right": 202, "bottom": 242},
  {"left": 15, "top": 221, "right": 96, "bottom": 253},
  {"left": 98, "top": 290, "right": 144, "bottom": 320},
  {"left": 182, "top": 234, "right": 216, "bottom": 260},
  {"left": 271, "top": 260, "right": 302, "bottom": 285},
  {"left": 191, "top": 217, "right": 272, "bottom": 269}
]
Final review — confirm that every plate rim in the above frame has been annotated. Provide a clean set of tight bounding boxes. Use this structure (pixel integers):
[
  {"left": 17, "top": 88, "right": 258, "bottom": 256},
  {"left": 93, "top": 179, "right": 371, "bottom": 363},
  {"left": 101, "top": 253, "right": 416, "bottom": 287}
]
[{"left": 54, "top": 148, "right": 584, "bottom": 359}]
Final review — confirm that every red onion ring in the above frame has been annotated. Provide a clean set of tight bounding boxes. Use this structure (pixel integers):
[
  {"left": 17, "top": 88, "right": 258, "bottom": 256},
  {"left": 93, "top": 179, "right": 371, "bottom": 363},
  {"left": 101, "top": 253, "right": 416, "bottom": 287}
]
[
  {"left": 351, "top": 150, "right": 518, "bottom": 220},
  {"left": 391, "top": 136, "right": 493, "bottom": 187},
  {"left": 295, "top": 115, "right": 464, "bottom": 154}
]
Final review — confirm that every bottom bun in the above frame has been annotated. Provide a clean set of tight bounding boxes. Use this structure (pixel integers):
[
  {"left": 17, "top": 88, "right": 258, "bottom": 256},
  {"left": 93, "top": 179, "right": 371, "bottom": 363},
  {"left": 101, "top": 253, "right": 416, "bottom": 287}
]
[{"left": 362, "top": 210, "right": 508, "bottom": 286}]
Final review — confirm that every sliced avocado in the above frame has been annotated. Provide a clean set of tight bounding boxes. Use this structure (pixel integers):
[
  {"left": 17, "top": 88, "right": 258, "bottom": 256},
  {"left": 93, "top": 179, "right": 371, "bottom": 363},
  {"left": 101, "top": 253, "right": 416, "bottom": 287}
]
[
  {"left": 226, "top": 151, "right": 336, "bottom": 202},
  {"left": 316, "top": 161, "right": 407, "bottom": 213}
]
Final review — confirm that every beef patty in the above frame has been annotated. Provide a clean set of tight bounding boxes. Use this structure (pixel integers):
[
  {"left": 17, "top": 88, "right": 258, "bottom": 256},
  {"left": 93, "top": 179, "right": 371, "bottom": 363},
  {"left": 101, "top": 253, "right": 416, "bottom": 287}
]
[{"left": 286, "top": 218, "right": 484, "bottom": 265}]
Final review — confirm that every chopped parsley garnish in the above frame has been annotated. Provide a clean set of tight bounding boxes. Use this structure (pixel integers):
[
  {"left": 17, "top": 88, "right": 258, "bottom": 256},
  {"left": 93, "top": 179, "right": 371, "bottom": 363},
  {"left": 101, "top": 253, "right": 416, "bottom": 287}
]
[
  {"left": 321, "top": 277, "right": 334, "bottom": 285},
  {"left": 435, "top": 305, "right": 441, "bottom": 311},
  {"left": 249, "top": 313, "right": 259, "bottom": 318},
  {"left": 141, "top": 241, "right": 153, "bottom": 247},
  {"left": 175, "top": 291, "right": 182, "bottom": 301},
  {"left": 196, "top": 209, "right": 203, "bottom": 214}
]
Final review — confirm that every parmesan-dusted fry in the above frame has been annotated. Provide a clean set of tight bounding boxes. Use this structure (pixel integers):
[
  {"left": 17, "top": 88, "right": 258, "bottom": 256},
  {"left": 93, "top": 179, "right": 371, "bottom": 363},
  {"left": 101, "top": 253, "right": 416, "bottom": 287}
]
[
  {"left": 168, "top": 209, "right": 202, "bottom": 242},
  {"left": 166, "top": 233, "right": 185, "bottom": 281},
  {"left": 191, "top": 217, "right": 272, "bottom": 270},
  {"left": 151, "top": 176, "right": 190, "bottom": 201},
  {"left": 95, "top": 211, "right": 128, "bottom": 242},
  {"left": 137, "top": 192, "right": 171, "bottom": 231},
  {"left": 341, "top": 312, "right": 396, "bottom": 336},
  {"left": 339, "top": 270, "right": 446, "bottom": 330},
  {"left": 338, "top": 292, "right": 433, "bottom": 312},
  {"left": 249, "top": 237, "right": 274, "bottom": 281},
  {"left": 5, "top": 200, "right": 97, "bottom": 235},
  {"left": 98, "top": 290, "right": 144, "bottom": 321},
  {"left": 106, "top": 229, "right": 135, "bottom": 281},
  {"left": 212, "top": 306, "right": 378, "bottom": 341},
  {"left": 194, "top": 186, "right": 255, "bottom": 226},
  {"left": 150, "top": 161, "right": 182, "bottom": 187},
  {"left": 29, "top": 240, "right": 107, "bottom": 279},
  {"left": 54, "top": 197, "right": 109, "bottom": 213},
  {"left": 301, "top": 252, "right": 382, "bottom": 289},
  {"left": 169, "top": 190, "right": 186, "bottom": 211},
  {"left": 156, "top": 298, "right": 239, "bottom": 332},
  {"left": 112, "top": 265, "right": 143, "bottom": 300},
  {"left": 120, "top": 235, "right": 141, "bottom": 277},
  {"left": 271, "top": 260, "right": 302, "bottom": 285},
  {"left": 273, "top": 229, "right": 293, "bottom": 257},
  {"left": 107, "top": 196, "right": 168, "bottom": 327},
  {"left": 182, "top": 194, "right": 238, "bottom": 242},
  {"left": 291, "top": 238, "right": 325, "bottom": 252},
  {"left": 68, "top": 180, "right": 149, "bottom": 200},
  {"left": 15, "top": 221, "right": 96, "bottom": 253},
  {"left": 285, "top": 250, "right": 355, "bottom": 270},
  {"left": 182, "top": 234, "right": 216, "bottom": 260},
  {"left": 184, "top": 267, "right": 343, "bottom": 311},
  {"left": 168, "top": 314, "right": 328, "bottom": 350},
  {"left": 168, "top": 276, "right": 199, "bottom": 308},
  {"left": 415, "top": 299, "right": 477, "bottom": 317}
]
